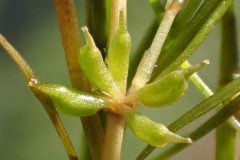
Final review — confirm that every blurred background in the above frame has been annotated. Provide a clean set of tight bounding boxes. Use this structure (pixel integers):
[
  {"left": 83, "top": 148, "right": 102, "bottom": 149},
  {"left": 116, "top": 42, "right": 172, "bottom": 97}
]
[{"left": 0, "top": 0, "right": 240, "bottom": 159}]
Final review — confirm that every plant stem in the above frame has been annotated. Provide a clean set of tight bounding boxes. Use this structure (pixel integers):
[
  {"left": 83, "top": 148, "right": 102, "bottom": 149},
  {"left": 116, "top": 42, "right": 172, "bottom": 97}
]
[
  {"left": 102, "top": 1, "right": 126, "bottom": 159},
  {"left": 129, "top": 0, "right": 184, "bottom": 92},
  {"left": 216, "top": 3, "right": 239, "bottom": 160},
  {"left": 0, "top": 34, "right": 78, "bottom": 160},
  {"left": 109, "top": 0, "right": 120, "bottom": 41},
  {"left": 102, "top": 114, "right": 125, "bottom": 160},
  {"left": 54, "top": 1, "right": 104, "bottom": 159},
  {"left": 0, "top": 34, "right": 35, "bottom": 81},
  {"left": 152, "top": 0, "right": 221, "bottom": 78},
  {"left": 181, "top": 60, "right": 213, "bottom": 97}
]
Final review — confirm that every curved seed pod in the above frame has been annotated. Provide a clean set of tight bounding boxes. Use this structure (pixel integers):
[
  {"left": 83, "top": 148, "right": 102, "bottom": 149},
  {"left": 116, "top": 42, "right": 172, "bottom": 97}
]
[
  {"left": 79, "top": 27, "right": 121, "bottom": 98},
  {"left": 124, "top": 108, "right": 192, "bottom": 147},
  {"left": 127, "top": 61, "right": 208, "bottom": 107},
  {"left": 30, "top": 83, "right": 109, "bottom": 117},
  {"left": 107, "top": 10, "right": 131, "bottom": 94}
]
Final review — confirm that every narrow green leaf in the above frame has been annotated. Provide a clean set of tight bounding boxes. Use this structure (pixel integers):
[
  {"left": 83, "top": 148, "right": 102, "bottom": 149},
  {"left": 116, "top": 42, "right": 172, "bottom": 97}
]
[
  {"left": 169, "top": 0, "right": 202, "bottom": 39},
  {"left": 136, "top": 77, "right": 240, "bottom": 159},
  {"left": 79, "top": 27, "right": 121, "bottom": 97},
  {"left": 151, "top": 0, "right": 223, "bottom": 79},
  {"left": 107, "top": 11, "right": 131, "bottom": 93},
  {"left": 124, "top": 108, "right": 191, "bottom": 147},
  {"left": 168, "top": 78, "right": 239, "bottom": 132},
  {"left": 155, "top": 96, "right": 240, "bottom": 160},
  {"left": 30, "top": 83, "right": 109, "bottom": 117},
  {"left": 155, "top": 0, "right": 232, "bottom": 79},
  {"left": 149, "top": 0, "right": 164, "bottom": 16}
]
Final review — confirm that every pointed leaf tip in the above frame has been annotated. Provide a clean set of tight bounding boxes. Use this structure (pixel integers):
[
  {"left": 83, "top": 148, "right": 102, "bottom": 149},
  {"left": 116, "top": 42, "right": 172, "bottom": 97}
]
[
  {"left": 81, "top": 26, "right": 96, "bottom": 48},
  {"left": 119, "top": 9, "right": 127, "bottom": 31},
  {"left": 124, "top": 108, "right": 192, "bottom": 147},
  {"left": 183, "top": 60, "right": 210, "bottom": 78}
]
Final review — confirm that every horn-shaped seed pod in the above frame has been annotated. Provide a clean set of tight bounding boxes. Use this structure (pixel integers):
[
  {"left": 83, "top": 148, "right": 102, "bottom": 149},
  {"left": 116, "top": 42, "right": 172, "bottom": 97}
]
[
  {"left": 107, "top": 10, "right": 131, "bottom": 94},
  {"left": 127, "top": 61, "right": 209, "bottom": 107},
  {"left": 78, "top": 27, "right": 121, "bottom": 98},
  {"left": 124, "top": 108, "right": 192, "bottom": 147},
  {"left": 30, "top": 83, "right": 109, "bottom": 117}
]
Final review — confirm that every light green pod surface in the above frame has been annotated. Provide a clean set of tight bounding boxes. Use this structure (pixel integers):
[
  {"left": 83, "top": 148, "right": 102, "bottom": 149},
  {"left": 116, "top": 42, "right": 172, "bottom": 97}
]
[
  {"left": 107, "top": 11, "right": 131, "bottom": 93},
  {"left": 134, "top": 71, "right": 188, "bottom": 107},
  {"left": 32, "top": 83, "right": 108, "bottom": 117},
  {"left": 130, "top": 61, "right": 209, "bottom": 107},
  {"left": 124, "top": 108, "right": 191, "bottom": 147},
  {"left": 79, "top": 27, "right": 121, "bottom": 97}
]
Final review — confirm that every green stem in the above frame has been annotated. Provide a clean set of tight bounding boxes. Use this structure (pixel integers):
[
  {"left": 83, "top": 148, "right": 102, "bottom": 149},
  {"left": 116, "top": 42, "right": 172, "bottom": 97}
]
[
  {"left": 0, "top": 34, "right": 78, "bottom": 160},
  {"left": 129, "top": 1, "right": 184, "bottom": 92},
  {"left": 216, "top": 121, "right": 237, "bottom": 160},
  {"left": 102, "top": 1, "right": 126, "bottom": 159},
  {"left": 216, "top": 3, "right": 239, "bottom": 160},
  {"left": 102, "top": 114, "right": 125, "bottom": 160},
  {"left": 128, "top": 18, "right": 159, "bottom": 86},
  {"left": 181, "top": 60, "right": 213, "bottom": 97},
  {"left": 53, "top": 1, "right": 104, "bottom": 159}
]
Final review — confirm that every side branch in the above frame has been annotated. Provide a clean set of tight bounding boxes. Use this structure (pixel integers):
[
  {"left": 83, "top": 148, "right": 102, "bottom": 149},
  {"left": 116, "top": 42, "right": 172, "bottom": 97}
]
[{"left": 0, "top": 34, "right": 78, "bottom": 160}]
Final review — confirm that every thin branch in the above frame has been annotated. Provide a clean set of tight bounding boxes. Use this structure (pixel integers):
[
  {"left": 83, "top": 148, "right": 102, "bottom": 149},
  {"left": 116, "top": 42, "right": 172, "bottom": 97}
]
[
  {"left": 0, "top": 34, "right": 78, "bottom": 160},
  {"left": 0, "top": 34, "right": 35, "bottom": 81},
  {"left": 54, "top": 1, "right": 105, "bottom": 159},
  {"left": 129, "top": 0, "right": 185, "bottom": 92},
  {"left": 102, "top": 114, "right": 125, "bottom": 160}
]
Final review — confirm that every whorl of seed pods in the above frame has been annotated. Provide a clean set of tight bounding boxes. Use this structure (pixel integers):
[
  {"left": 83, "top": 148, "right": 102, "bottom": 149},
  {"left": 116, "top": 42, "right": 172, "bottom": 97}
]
[{"left": 124, "top": 108, "right": 192, "bottom": 147}]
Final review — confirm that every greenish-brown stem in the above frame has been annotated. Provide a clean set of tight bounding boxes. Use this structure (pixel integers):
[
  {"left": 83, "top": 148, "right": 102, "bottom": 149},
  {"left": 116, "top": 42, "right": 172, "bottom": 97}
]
[
  {"left": 0, "top": 34, "right": 35, "bottom": 81},
  {"left": 102, "top": 114, "right": 125, "bottom": 160},
  {"left": 0, "top": 34, "right": 78, "bottom": 160},
  {"left": 54, "top": 0, "right": 104, "bottom": 159},
  {"left": 216, "top": 3, "right": 239, "bottom": 160},
  {"left": 102, "top": 1, "right": 127, "bottom": 159}
]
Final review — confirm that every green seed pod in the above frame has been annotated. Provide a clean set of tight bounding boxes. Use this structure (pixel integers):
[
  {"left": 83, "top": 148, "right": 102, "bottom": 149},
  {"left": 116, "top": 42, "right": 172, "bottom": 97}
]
[
  {"left": 30, "top": 83, "right": 109, "bottom": 117},
  {"left": 107, "top": 10, "right": 131, "bottom": 94},
  {"left": 79, "top": 27, "right": 121, "bottom": 97},
  {"left": 128, "top": 61, "right": 208, "bottom": 107},
  {"left": 124, "top": 108, "right": 192, "bottom": 147}
]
